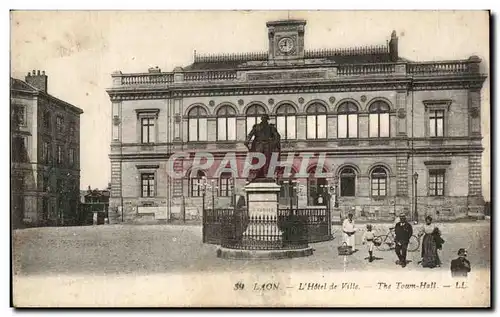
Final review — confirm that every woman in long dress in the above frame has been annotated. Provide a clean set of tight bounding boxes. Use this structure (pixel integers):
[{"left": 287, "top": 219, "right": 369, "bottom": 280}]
[{"left": 418, "top": 216, "right": 444, "bottom": 268}]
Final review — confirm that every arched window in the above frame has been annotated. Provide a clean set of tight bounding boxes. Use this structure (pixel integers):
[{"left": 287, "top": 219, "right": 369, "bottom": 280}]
[
  {"left": 369, "top": 101, "right": 390, "bottom": 138},
  {"left": 306, "top": 103, "right": 327, "bottom": 139},
  {"left": 337, "top": 102, "right": 359, "bottom": 139},
  {"left": 219, "top": 172, "right": 233, "bottom": 197},
  {"left": 190, "top": 170, "right": 206, "bottom": 197},
  {"left": 307, "top": 166, "right": 328, "bottom": 206},
  {"left": 245, "top": 104, "right": 267, "bottom": 136},
  {"left": 371, "top": 167, "right": 388, "bottom": 197},
  {"left": 188, "top": 106, "right": 208, "bottom": 141},
  {"left": 216, "top": 105, "right": 236, "bottom": 141},
  {"left": 340, "top": 167, "right": 356, "bottom": 197},
  {"left": 275, "top": 104, "right": 296, "bottom": 140}
]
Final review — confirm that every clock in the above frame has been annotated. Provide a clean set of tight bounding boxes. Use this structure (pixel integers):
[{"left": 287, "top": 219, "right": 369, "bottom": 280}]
[{"left": 278, "top": 37, "right": 295, "bottom": 53}]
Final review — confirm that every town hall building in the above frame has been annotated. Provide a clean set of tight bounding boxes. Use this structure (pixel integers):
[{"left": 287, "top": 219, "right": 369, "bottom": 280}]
[{"left": 106, "top": 19, "right": 486, "bottom": 224}]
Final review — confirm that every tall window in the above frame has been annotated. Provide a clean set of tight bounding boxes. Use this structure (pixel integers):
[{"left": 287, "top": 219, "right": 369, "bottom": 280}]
[
  {"left": 190, "top": 170, "right": 206, "bottom": 197},
  {"left": 429, "top": 170, "right": 445, "bottom": 196},
  {"left": 43, "top": 111, "right": 51, "bottom": 130},
  {"left": 42, "top": 141, "right": 50, "bottom": 163},
  {"left": 56, "top": 116, "right": 64, "bottom": 133},
  {"left": 307, "top": 166, "right": 328, "bottom": 206},
  {"left": 246, "top": 104, "right": 267, "bottom": 136},
  {"left": 141, "top": 118, "right": 155, "bottom": 143},
  {"left": 371, "top": 167, "right": 387, "bottom": 197},
  {"left": 141, "top": 173, "right": 155, "bottom": 197},
  {"left": 12, "top": 135, "right": 28, "bottom": 163},
  {"left": 338, "top": 102, "right": 359, "bottom": 138},
  {"left": 306, "top": 103, "right": 327, "bottom": 139},
  {"left": 56, "top": 145, "right": 63, "bottom": 164},
  {"left": 369, "top": 101, "right": 390, "bottom": 138},
  {"left": 14, "top": 105, "right": 26, "bottom": 127},
  {"left": 188, "top": 106, "right": 208, "bottom": 141},
  {"left": 219, "top": 172, "right": 233, "bottom": 197},
  {"left": 216, "top": 105, "right": 236, "bottom": 141},
  {"left": 340, "top": 167, "right": 356, "bottom": 197},
  {"left": 69, "top": 148, "right": 75, "bottom": 166},
  {"left": 276, "top": 104, "right": 296, "bottom": 140},
  {"left": 429, "top": 110, "right": 445, "bottom": 137},
  {"left": 69, "top": 121, "right": 76, "bottom": 138}
]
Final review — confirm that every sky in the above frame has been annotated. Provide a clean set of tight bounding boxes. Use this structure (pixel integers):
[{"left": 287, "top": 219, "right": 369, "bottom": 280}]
[{"left": 10, "top": 10, "right": 490, "bottom": 199}]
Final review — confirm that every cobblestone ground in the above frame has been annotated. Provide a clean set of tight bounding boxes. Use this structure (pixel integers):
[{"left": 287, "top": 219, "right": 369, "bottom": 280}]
[{"left": 13, "top": 221, "right": 490, "bottom": 276}]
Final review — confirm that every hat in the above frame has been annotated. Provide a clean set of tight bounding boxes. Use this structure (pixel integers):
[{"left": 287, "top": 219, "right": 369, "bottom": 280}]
[
  {"left": 262, "top": 114, "right": 270, "bottom": 120},
  {"left": 399, "top": 212, "right": 407, "bottom": 217},
  {"left": 457, "top": 248, "right": 467, "bottom": 256},
  {"left": 366, "top": 224, "right": 373, "bottom": 229},
  {"left": 348, "top": 211, "right": 354, "bottom": 216}
]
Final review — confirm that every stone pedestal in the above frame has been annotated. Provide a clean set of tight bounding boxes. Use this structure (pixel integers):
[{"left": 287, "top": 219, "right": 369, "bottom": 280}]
[
  {"left": 217, "top": 180, "right": 313, "bottom": 260},
  {"left": 243, "top": 181, "right": 282, "bottom": 239}
]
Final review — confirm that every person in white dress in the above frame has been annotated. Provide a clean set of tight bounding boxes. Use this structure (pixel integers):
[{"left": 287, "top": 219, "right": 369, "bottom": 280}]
[{"left": 342, "top": 212, "right": 357, "bottom": 251}]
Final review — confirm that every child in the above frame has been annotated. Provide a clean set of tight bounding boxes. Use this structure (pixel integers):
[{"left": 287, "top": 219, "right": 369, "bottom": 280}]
[{"left": 362, "top": 224, "right": 376, "bottom": 262}]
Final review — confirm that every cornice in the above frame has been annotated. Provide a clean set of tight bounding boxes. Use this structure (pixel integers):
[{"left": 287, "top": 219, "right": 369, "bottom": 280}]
[{"left": 107, "top": 74, "right": 486, "bottom": 101}]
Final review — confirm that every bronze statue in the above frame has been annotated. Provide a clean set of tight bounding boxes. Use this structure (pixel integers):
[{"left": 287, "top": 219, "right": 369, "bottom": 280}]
[{"left": 244, "top": 114, "right": 281, "bottom": 182}]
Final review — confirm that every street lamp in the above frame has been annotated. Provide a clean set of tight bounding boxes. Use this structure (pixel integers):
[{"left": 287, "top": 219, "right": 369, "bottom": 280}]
[
  {"left": 197, "top": 176, "right": 208, "bottom": 211},
  {"left": 413, "top": 172, "right": 419, "bottom": 223}
]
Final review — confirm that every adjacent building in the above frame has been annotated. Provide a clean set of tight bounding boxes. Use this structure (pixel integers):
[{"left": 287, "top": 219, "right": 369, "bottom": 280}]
[
  {"left": 11, "top": 70, "right": 83, "bottom": 228},
  {"left": 106, "top": 20, "right": 487, "bottom": 224}
]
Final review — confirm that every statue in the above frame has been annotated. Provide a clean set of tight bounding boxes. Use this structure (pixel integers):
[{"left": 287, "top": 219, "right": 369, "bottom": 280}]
[{"left": 244, "top": 114, "right": 281, "bottom": 182}]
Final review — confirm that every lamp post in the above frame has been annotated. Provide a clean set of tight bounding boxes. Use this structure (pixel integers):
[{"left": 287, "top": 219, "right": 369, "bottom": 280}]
[
  {"left": 229, "top": 177, "right": 235, "bottom": 208},
  {"left": 413, "top": 172, "right": 419, "bottom": 223},
  {"left": 209, "top": 179, "right": 218, "bottom": 211}
]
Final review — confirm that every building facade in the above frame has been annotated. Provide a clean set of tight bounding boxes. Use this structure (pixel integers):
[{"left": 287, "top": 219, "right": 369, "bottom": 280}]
[
  {"left": 11, "top": 70, "right": 83, "bottom": 228},
  {"left": 106, "top": 20, "right": 486, "bottom": 224}
]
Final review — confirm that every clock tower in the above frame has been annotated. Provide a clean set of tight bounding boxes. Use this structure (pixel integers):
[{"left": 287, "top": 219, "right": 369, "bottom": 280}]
[{"left": 267, "top": 19, "right": 306, "bottom": 62}]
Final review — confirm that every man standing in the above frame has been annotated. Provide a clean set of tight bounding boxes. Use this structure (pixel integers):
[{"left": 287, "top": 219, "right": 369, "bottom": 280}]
[
  {"left": 450, "top": 248, "right": 471, "bottom": 277},
  {"left": 342, "top": 212, "right": 357, "bottom": 251},
  {"left": 394, "top": 213, "right": 413, "bottom": 267}
]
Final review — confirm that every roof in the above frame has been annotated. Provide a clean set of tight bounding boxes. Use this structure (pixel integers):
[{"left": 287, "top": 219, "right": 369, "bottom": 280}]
[
  {"left": 10, "top": 77, "right": 84, "bottom": 115},
  {"left": 183, "top": 45, "right": 403, "bottom": 71}
]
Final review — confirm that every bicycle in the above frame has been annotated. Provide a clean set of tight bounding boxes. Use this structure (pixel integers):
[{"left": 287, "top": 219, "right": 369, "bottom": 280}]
[{"left": 374, "top": 227, "right": 420, "bottom": 252}]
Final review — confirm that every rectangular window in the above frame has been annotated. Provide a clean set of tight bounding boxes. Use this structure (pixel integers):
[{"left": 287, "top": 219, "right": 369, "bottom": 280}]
[
  {"left": 217, "top": 117, "right": 236, "bottom": 141},
  {"left": 429, "top": 110, "right": 444, "bottom": 137},
  {"left": 338, "top": 115, "right": 347, "bottom": 138},
  {"left": 188, "top": 118, "right": 207, "bottom": 141},
  {"left": 429, "top": 170, "right": 445, "bottom": 196},
  {"left": 69, "top": 148, "right": 75, "bottom": 166},
  {"left": 306, "top": 115, "right": 316, "bottom": 139},
  {"left": 348, "top": 114, "right": 358, "bottom": 138},
  {"left": 15, "top": 105, "right": 26, "bottom": 126},
  {"left": 141, "top": 173, "right": 155, "bottom": 197},
  {"left": 43, "top": 111, "right": 51, "bottom": 130},
  {"left": 12, "top": 135, "right": 28, "bottom": 163},
  {"left": 277, "top": 116, "right": 296, "bottom": 140},
  {"left": 246, "top": 117, "right": 258, "bottom": 136},
  {"left": 57, "top": 145, "right": 63, "bottom": 164},
  {"left": 42, "top": 141, "right": 49, "bottom": 163},
  {"left": 141, "top": 118, "right": 155, "bottom": 143},
  {"left": 219, "top": 178, "right": 231, "bottom": 197},
  {"left": 307, "top": 115, "right": 326, "bottom": 139},
  {"left": 217, "top": 118, "right": 226, "bottom": 141},
  {"left": 371, "top": 178, "right": 387, "bottom": 197},
  {"left": 191, "top": 178, "right": 203, "bottom": 197},
  {"left": 56, "top": 116, "right": 64, "bottom": 133},
  {"left": 69, "top": 122, "right": 75, "bottom": 138}
]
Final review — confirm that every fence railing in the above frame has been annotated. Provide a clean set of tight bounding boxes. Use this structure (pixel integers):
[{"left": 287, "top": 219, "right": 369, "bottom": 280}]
[
  {"left": 184, "top": 70, "right": 237, "bottom": 81},
  {"left": 220, "top": 213, "right": 309, "bottom": 250},
  {"left": 112, "top": 60, "right": 481, "bottom": 86}
]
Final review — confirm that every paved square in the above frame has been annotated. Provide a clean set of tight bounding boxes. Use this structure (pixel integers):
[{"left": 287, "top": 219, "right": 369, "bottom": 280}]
[{"left": 13, "top": 221, "right": 490, "bottom": 276}]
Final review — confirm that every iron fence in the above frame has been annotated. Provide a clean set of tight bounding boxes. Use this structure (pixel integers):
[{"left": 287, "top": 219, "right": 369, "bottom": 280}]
[
  {"left": 220, "top": 213, "right": 309, "bottom": 250},
  {"left": 279, "top": 208, "right": 332, "bottom": 243}
]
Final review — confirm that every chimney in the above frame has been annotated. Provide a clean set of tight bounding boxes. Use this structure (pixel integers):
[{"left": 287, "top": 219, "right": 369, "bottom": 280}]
[
  {"left": 25, "top": 70, "right": 48, "bottom": 92},
  {"left": 389, "top": 30, "right": 398, "bottom": 62}
]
